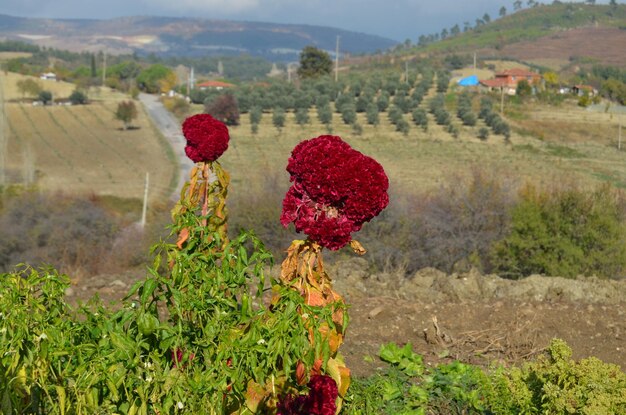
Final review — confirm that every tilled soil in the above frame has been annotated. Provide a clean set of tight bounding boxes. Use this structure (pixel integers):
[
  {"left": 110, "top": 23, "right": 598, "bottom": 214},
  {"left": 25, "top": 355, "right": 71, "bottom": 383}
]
[{"left": 68, "top": 259, "right": 626, "bottom": 378}]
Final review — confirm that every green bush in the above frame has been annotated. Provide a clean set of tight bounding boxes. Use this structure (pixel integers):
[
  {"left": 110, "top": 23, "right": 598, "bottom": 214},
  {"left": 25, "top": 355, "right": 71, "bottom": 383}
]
[
  {"left": 492, "top": 184, "right": 626, "bottom": 279},
  {"left": 499, "top": 339, "right": 626, "bottom": 414}
]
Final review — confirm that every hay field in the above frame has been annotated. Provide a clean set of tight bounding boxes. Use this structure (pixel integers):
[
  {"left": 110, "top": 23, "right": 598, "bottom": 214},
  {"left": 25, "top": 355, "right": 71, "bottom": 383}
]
[
  {"left": 206, "top": 100, "right": 626, "bottom": 200},
  {"left": 1, "top": 74, "right": 177, "bottom": 201}
]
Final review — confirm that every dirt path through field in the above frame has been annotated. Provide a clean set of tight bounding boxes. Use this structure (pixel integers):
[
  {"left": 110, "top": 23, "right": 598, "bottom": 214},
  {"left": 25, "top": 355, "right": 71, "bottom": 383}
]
[{"left": 139, "top": 93, "right": 190, "bottom": 198}]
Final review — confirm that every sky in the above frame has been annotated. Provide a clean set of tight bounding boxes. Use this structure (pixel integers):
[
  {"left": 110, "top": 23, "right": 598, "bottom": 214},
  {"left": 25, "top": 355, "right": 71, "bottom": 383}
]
[{"left": 0, "top": 0, "right": 613, "bottom": 42}]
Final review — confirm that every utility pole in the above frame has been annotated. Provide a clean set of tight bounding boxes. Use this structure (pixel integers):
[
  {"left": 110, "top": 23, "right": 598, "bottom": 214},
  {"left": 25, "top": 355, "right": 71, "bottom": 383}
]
[
  {"left": 405, "top": 60, "right": 409, "bottom": 84},
  {"left": 619, "top": 117, "right": 623, "bottom": 151},
  {"left": 500, "top": 86, "right": 505, "bottom": 115},
  {"left": 473, "top": 52, "right": 477, "bottom": 72},
  {"left": 140, "top": 172, "right": 149, "bottom": 229},
  {"left": 335, "top": 35, "right": 340, "bottom": 82},
  {"left": 102, "top": 50, "right": 107, "bottom": 86}
]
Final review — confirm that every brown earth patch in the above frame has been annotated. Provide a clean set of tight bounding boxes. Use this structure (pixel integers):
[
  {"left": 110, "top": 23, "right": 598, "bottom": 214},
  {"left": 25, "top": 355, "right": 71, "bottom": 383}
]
[
  {"left": 70, "top": 260, "right": 626, "bottom": 378},
  {"left": 496, "top": 27, "right": 626, "bottom": 68}
]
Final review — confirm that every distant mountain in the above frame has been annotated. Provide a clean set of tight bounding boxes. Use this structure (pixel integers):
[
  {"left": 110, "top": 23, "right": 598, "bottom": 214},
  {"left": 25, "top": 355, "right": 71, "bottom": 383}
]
[{"left": 0, "top": 14, "right": 397, "bottom": 61}]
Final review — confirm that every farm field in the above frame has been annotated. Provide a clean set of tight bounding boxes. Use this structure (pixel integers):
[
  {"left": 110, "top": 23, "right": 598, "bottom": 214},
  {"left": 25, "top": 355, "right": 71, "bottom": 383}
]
[
  {"left": 188, "top": 97, "right": 626, "bottom": 203},
  {"left": 1, "top": 73, "right": 178, "bottom": 201}
]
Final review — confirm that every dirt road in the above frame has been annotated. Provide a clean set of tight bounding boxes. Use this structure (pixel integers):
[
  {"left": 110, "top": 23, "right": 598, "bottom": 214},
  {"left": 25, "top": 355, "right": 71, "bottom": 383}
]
[{"left": 139, "top": 93, "right": 192, "bottom": 198}]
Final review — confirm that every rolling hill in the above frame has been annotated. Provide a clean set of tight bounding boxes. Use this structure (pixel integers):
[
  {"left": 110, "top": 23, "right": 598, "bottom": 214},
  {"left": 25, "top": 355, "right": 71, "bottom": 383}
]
[
  {"left": 0, "top": 14, "right": 397, "bottom": 62},
  {"left": 405, "top": 3, "right": 626, "bottom": 69}
]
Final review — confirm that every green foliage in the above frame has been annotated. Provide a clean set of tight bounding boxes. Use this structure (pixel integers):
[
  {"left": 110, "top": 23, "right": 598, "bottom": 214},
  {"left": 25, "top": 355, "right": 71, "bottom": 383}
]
[
  {"left": 272, "top": 106, "right": 286, "bottom": 131},
  {"left": 317, "top": 103, "right": 333, "bottom": 127},
  {"left": 297, "top": 46, "right": 333, "bottom": 79},
  {"left": 346, "top": 340, "right": 626, "bottom": 415},
  {"left": 411, "top": 108, "right": 428, "bottom": 131},
  {"left": 345, "top": 343, "right": 493, "bottom": 415},
  {"left": 516, "top": 80, "right": 533, "bottom": 97},
  {"left": 0, "top": 194, "right": 336, "bottom": 413},
  {"left": 38, "top": 90, "right": 53, "bottom": 105},
  {"left": 69, "top": 89, "right": 88, "bottom": 105},
  {"left": 492, "top": 184, "right": 626, "bottom": 279},
  {"left": 500, "top": 339, "right": 626, "bottom": 414},
  {"left": 115, "top": 100, "right": 138, "bottom": 130},
  {"left": 365, "top": 102, "right": 379, "bottom": 125},
  {"left": 136, "top": 64, "right": 175, "bottom": 94},
  {"left": 295, "top": 107, "right": 310, "bottom": 125},
  {"left": 478, "top": 127, "right": 489, "bottom": 140},
  {"left": 340, "top": 104, "right": 357, "bottom": 125},
  {"left": 15, "top": 78, "right": 42, "bottom": 99}
]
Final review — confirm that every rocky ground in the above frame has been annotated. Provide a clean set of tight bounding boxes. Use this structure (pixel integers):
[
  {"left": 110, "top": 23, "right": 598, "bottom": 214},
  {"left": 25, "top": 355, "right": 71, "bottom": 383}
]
[{"left": 69, "top": 258, "right": 626, "bottom": 378}]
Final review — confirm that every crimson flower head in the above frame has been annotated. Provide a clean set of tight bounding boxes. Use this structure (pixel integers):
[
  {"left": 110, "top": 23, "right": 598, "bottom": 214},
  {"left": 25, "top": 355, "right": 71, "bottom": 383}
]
[
  {"left": 280, "top": 135, "right": 389, "bottom": 250},
  {"left": 182, "top": 113, "right": 229, "bottom": 162},
  {"left": 277, "top": 375, "right": 338, "bottom": 415}
]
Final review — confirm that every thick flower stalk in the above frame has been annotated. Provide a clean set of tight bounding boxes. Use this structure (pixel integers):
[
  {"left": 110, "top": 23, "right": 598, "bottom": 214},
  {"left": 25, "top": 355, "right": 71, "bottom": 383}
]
[
  {"left": 172, "top": 114, "right": 230, "bottom": 249},
  {"left": 278, "top": 135, "right": 389, "bottom": 414}
]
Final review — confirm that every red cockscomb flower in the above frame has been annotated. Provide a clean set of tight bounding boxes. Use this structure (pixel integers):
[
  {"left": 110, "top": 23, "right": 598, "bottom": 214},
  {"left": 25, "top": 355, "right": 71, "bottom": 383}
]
[
  {"left": 280, "top": 135, "right": 389, "bottom": 250},
  {"left": 277, "top": 375, "right": 338, "bottom": 415},
  {"left": 182, "top": 114, "right": 229, "bottom": 162}
]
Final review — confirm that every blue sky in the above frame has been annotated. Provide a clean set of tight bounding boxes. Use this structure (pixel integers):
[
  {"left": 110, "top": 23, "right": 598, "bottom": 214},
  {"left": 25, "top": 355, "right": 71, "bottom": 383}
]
[{"left": 0, "top": 0, "right": 613, "bottom": 41}]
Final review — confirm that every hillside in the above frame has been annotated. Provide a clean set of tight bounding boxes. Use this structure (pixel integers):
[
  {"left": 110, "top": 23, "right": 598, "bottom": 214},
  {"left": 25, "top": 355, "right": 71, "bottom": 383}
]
[
  {"left": 0, "top": 14, "right": 397, "bottom": 62},
  {"left": 407, "top": 3, "right": 626, "bottom": 69}
]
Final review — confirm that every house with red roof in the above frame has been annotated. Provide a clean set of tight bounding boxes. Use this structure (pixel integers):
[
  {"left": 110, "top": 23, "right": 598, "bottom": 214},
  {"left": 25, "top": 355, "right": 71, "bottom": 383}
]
[
  {"left": 480, "top": 68, "right": 542, "bottom": 95},
  {"left": 197, "top": 80, "right": 235, "bottom": 91}
]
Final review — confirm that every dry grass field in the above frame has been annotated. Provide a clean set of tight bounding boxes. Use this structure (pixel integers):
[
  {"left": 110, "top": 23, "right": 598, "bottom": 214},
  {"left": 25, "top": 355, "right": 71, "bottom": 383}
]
[{"left": 1, "top": 73, "right": 177, "bottom": 201}]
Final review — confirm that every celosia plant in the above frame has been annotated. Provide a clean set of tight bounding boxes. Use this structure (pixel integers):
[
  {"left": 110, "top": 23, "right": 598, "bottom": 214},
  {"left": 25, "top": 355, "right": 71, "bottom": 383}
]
[
  {"left": 174, "top": 113, "right": 231, "bottom": 248},
  {"left": 281, "top": 135, "right": 389, "bottom": 250},
  {"left": 278, "top": 134, "right": 389, "bottom": 413},
  {"left": 277, "top": 375, "right": 339, "bottom": 415}
]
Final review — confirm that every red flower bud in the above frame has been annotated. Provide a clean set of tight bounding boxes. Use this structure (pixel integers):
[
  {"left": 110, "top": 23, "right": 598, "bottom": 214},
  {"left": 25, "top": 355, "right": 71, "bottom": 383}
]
[
  {"left": 182, "top": 113, "right": 229, "bottom": 162},
  {"left": 281, "top": 135, "right": 389, "bottom": 250}
]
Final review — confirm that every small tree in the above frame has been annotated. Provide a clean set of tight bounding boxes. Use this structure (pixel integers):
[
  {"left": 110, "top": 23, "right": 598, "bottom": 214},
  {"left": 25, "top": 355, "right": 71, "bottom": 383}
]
[
  {"left": 340, "top": 104, "right": 357, "bottom": 125},
  {"left": 272, "top": 107, "right": 285, "bottom": 132},
  {"left": 69, "top": 89, "right": 88, "bottom": 105},
  {"left": 297, "top": 46, "right": 333, "bottom": 79},
  {"left": 366, "top": 102, "right": 380, "bottom": 125},
  {"left": 205, "top": 94, "right": 240, "bottom": 126},
  {"left": 16, "top": 78, "right": 42, "bottom": 99},
  {"left": 478, "top": 127, "right": 490, "bottom": 140},
  {"left": 115, "top": 100, "right": 138, "bottom": 130},
  {"left": 516, "top": 80, "right": 532, "bottom": 97},
  {"left": 295, "top": 107, "right": 310, "bottom": 125},
  {"left": 249, "top": 106, "right": 262, "bottom": 125},
  {"left": 38, "top": 90, "right": 53, "bottom": 105}
]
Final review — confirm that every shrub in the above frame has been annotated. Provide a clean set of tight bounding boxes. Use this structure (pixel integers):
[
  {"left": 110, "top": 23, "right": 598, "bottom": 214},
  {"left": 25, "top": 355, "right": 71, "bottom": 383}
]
[
  {"left": 499, "top": 339, "right": 626, "bottom": 414},
  {"left": 115, "top": 100, "right": 138, "bottom": 130},
  {"left": 272, "top": 106, "right": 286, "bottom": 131},
  {"left": 163, "top": 96, "right": 190, "bottom": 118},
  {"left": 68, "top": 89, "right": 88, "bottom": 105},
  {"left": 395, "top": 118, "right": 409, "bottom": 135},
  {"left": 365, "top": 102, "right": 379, "bottom": 125},
  {"left": 376, "top": 91, "right": 389, "bottom": 112},
  {"left": 340, "top": 103, "right": 357, "bottom": 125},
  {"left": 317, "top": 103, "right": 332, "bottom": 127},
  {"left": 387, "top": 105, "right": 403, "bottom": 125},
  {"left": 295, "top": 107, "right": 310, "bottom": 125},
  {"left": 419, "top": 168, "right": 513, "bottom": 273},
  {"left": 0, "top": 193, "right": 118, "bottom": 274},
  {"left": 492, "top": 184, "right": 626, "bottom": 279},
  {"left": 412, "top": 108, "right": 428, "bottom": 131},
  {"left": 249, "top": 105, "right": 262, "bottom": 125},
  {"left": 478, "top": 127, "right": 490, "bottom": 140},
  {"left": 38, "top": 90, "right": 52, "bottom": 105},
  {"left": 205, "top": 93, "right": 240, "bottom": 126}
]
